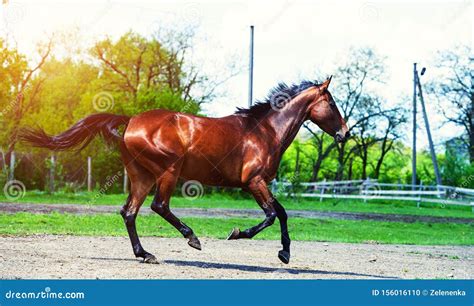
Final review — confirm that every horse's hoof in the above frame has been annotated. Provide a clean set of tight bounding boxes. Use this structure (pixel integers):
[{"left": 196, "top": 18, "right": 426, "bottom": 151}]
[
  {"left": 278, "top": 250, "right": 290, "bottom": 264},
  {"left": 227, "top": 228, "right": 240, "bottom": 240},
  {"left": 142, "top": 254, "right": 159, "bottom": 264},
  {"left": 188, "top": 236, "right": 202, "bottom": 250}
]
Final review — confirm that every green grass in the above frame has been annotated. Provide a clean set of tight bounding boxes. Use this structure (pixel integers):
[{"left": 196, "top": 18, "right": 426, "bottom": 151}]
[
  {"left": 1, "top": 191, "right": 473, "bottom": 219},
  {"left": 1, "top": 212, "right": 472, "bottom": 245}
]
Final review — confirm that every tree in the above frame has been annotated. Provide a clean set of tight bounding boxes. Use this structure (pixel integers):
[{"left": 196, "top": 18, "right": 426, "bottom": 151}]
[
  {"left": 351, "top": 113, "right": 378, "bottom": 179},
  {"left": 91, "top": 31, "right": 240, "bottom": 116},
  {"left": 303, "top": 126, "right": 337, "bottom": 181},
  {"left": 428, "top": 46, "right": 473, "bottom": 162},
  {"left": 330, "top": 48, "right": 386, "bottom": 180},
  {"left": 442, "top": 138, "right": 469, "bottom": 186},
  {"left": 6, "top": 28, "right": 240, "bottom": 191},
  {"left": 0, "top": 38, "right": 52, "bottom": 166},
  {"left": 372, "top": 107, "right": 407, "bottom": 179},
  {"left": 303, "top": 48, "right": 407, "bottom": 181}
]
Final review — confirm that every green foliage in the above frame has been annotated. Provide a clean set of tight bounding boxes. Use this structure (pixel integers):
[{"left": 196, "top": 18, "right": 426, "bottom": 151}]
[
  {"left": 277, "top": 132, "right": 471, "bottom": 187},
  {"left": 0, "top": 39, "right": 28, "bottom": 147},
  {"left": 0, "top": 36, "right": 471, "bottom": 193},
  {"left": 133, "top": 87, "right": 199, "bottom": 115},
  {"left": 3, "top": 30, "right": 203, "bottom": 192},
  {"left": 278, "top": 135, "right": 409, "bottom": 183},
  {"left": 440, "top": 138, "right": 474, "bottom": 188}
]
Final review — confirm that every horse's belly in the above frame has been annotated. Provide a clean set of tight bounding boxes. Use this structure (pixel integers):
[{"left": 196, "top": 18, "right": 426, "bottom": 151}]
[{"left": 180, "top": 155, "right": 242, "bottom": 187}]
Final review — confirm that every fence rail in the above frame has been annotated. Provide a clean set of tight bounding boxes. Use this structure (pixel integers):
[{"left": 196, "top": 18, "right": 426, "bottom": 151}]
[{"left": 274, "top": 179, "right": 474, "bottom": 210}]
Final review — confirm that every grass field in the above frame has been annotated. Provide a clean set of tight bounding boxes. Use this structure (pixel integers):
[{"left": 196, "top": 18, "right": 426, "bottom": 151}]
[
  {"left": 1, "top": 191, "right": 473, "bottom": 219},
  {"left": 1, "top": 212, "right": 472, "bottom": 245}
]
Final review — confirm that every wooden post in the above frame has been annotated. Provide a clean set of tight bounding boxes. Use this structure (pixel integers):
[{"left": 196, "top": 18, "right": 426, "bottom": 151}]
[
  {"left": 363, "top": 177, "right": 369, "bottom": 203},
  {"left": 87, "top": 156, "right": 92, "bottom": 192},
  {"left": 49, "top": 155, "right": 55, "bottom": 193},
  {"left": 123, "top": 167, "right": 128, "bottom": 194},
  {"left": 417, "top": 180, "right": 423, "bottom": 208},
  {"left": 0, "top": 148, "right": 6, "bottom": 175},
  {"left": 9, "top": 151, "right": 15, "bottom": 181},
  {"left": 319, "top": 179, "right": 326, "bottom": 202}
]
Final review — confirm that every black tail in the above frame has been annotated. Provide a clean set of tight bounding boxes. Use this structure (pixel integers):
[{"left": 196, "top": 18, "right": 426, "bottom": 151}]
[{"left": 18, "top": 113, "right": 131, "bottom": 151}]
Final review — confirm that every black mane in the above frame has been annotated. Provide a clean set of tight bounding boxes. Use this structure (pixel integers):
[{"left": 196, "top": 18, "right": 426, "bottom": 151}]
[{"left": 235, "top": 80, "right": 319, "bottom": 117}]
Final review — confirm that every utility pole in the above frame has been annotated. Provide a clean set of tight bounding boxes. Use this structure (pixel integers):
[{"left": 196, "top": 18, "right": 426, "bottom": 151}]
[
  {"left": 416, "top": 67, "right": 442, "bottom": 186},
  {"left": 412, "top": 63, "right": 417, "bottom": 189},
  {"left": 248, "top": 25, "right": 254, "bottom": 108}
]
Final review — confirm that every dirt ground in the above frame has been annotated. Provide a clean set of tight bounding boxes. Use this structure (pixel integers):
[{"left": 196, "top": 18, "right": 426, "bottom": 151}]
[{"left": 0, "top": 235, "right": 472, "bottom": 279}]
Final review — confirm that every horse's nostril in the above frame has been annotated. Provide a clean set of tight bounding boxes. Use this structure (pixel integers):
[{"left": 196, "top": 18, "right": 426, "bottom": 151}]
[{"left": 345, "top": 131, "right": 351, "bottom": 139}]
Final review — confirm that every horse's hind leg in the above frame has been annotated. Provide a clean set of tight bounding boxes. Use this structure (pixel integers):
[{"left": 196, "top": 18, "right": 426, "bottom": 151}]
[
  {"left": 151, "top": 171, "right": 201, "bottom": 250},
  {"left": 120, "top": 162, "right": 156, "bottom": 263}
]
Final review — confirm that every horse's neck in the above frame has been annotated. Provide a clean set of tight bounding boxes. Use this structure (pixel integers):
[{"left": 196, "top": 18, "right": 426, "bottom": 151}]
[{"left": 267, "top": 95, "right": 311, "bottom": 154}]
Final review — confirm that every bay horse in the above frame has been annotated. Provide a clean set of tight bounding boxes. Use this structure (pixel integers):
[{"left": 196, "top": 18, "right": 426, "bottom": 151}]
[{"left": 19, "top": 77, "right": 349, "bottom": 264}]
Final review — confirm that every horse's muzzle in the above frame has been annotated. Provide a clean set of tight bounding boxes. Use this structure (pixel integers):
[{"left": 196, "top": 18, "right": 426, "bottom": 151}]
[{"left": 335, "top": 131, "right": 350, "bottom": 143}]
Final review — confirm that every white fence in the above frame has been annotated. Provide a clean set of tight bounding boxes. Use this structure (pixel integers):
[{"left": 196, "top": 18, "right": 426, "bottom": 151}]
[{"left": 273, "top": 179, "right": 474, "bottom": 211}]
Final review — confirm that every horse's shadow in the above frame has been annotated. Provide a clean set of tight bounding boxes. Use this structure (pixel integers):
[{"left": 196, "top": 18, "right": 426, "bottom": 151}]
[
  {"left": 163, "top": 260, "right": 396, "bottom": 279},
  {"left": 89, "top": 257, "right": 396, "bottom": 279}
]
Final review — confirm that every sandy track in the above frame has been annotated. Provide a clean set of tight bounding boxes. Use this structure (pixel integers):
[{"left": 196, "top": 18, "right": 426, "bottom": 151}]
[{"left": 0, "top": 235, "right": 472, "bottom": 279}]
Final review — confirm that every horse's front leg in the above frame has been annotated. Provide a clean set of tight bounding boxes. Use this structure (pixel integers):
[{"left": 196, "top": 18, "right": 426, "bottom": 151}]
[
  {"left": 228, "top": 178, "right": 291, "bottom": 262},
  {"left": 273, "top": 198, "right": 291, "bottom": 263}
]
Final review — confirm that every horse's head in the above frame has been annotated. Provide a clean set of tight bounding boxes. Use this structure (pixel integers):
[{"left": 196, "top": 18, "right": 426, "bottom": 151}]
[{"left": 307, "top": 77, "right": 350, "bottom": 143}]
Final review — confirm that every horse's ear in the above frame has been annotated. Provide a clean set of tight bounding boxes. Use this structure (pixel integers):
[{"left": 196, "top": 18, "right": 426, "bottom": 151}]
[{"left": 320, "top": 75, "right": 332, "bottom": 91}]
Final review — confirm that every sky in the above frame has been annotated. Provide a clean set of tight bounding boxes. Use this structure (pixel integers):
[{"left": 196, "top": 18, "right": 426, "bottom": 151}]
[{"left": 0, "top": 0, "right": 472, "bottom": 150}]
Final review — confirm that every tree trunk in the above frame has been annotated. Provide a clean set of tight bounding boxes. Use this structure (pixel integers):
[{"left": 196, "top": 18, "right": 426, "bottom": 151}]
[
  {"left": 470, "top": 123, "right": 474, "bottom": 163},
  {"left": 374, "top": 157, "right": 383, "bottom": 179},
  {"left": 347, "top": 158, "right": 353, "bottom": 180},
  {"left": 294, "top": 146, "right": 300, "bottom": 182},
  {"left": 335, "top": 144, "right": 345, "bottom": 181},
  {"left": 374, "top": 138, "right": 393, "bottom": 179},
  {"left": 361, "top": 145, "right": 369, "bottom": 179},
  {"left": 311, "top": 157, "right": 323, "bottom": 182}
]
